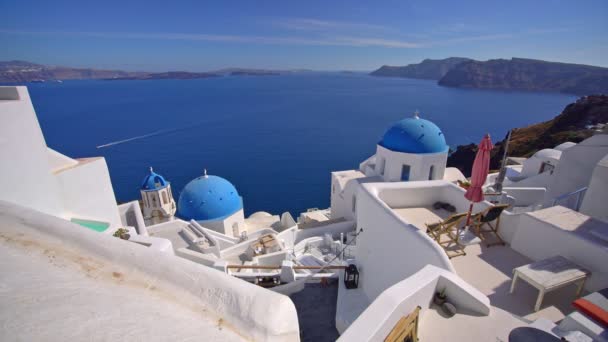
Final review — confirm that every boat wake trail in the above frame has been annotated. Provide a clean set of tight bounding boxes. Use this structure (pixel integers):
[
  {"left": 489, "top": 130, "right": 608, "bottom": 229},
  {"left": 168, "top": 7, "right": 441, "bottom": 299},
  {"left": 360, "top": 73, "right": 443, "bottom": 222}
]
[{"left": 96, "top": 124, "right": 197, "bottom": 149}]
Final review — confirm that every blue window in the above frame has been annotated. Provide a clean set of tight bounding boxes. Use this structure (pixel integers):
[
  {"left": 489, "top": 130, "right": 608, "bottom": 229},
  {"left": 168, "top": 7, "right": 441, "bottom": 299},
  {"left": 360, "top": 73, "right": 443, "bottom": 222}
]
[{"left": 401, "top": 165, "right": 410, "bottom": 181}]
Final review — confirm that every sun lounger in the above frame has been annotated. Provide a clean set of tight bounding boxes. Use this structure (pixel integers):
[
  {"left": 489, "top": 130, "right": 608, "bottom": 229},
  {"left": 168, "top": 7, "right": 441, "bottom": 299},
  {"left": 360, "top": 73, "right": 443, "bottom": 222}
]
[{"left": 425, "top": 212, "right": 468, "bottom": 258}]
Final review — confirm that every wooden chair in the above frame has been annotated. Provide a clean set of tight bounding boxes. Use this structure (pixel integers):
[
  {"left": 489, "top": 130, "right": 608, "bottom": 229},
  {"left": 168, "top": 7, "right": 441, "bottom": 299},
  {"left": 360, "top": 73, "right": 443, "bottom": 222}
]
[
  {"left": 385, "top": 306, "right": 421, "bottom": 342},
  {"left": 471, "top": 204, "right": 509, "bottom": 247},
  {"left": 426, "top": 212, "right": 468, "bottom": 258}
]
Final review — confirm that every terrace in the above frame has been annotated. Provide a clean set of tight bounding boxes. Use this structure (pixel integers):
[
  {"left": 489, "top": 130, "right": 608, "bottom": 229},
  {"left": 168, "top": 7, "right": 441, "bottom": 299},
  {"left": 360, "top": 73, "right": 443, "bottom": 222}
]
[{"left": 340, "top": 180, "right": 606, "bottom": 341}]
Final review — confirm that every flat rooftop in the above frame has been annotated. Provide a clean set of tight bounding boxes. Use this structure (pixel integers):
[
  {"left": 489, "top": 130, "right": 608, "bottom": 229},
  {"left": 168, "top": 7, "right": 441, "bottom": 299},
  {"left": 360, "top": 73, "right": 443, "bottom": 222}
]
[
  {"left": 420, "top": 243, "right": 580, "bottom": 341},
  {"left": 393, "top": 205, "right": 580, "bottom": 341}
]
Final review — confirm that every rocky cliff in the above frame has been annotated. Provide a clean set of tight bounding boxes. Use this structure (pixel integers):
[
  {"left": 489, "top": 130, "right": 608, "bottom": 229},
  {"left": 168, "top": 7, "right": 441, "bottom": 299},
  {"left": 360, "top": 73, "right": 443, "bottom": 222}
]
[
  {"left": 370, "top": 57, "right": 471, "bottom": 80},
  {"left": 439, "top": 58, "right": 608, "bottom": 96},
  {"left": 447, "top": 95, "right": 608, "bottom": 176}
]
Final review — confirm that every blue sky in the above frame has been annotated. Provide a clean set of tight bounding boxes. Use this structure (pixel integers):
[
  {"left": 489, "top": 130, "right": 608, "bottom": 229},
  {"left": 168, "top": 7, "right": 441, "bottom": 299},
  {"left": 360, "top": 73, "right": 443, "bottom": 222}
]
[{"left": 1, "top": 0, "right": 607, "bottom": 71}]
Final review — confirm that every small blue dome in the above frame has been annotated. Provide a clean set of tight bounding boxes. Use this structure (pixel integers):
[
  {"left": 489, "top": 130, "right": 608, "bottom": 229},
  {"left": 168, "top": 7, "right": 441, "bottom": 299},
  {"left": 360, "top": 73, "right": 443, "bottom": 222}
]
[
  {"left": 141, "top": 167, "right": 168, "bottom": 191},
  {"left": 177, "top": 173, "right": 243, "bottom": 221},
  {"left": 379, "top": 116, "right": 448, "bottom": 154}
]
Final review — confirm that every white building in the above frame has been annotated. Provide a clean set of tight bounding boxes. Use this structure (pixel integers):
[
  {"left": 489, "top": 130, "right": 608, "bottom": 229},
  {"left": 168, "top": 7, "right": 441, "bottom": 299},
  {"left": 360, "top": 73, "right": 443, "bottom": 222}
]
[
  {"left": 0, "top": 86, "right": 121, "bottom": 232},
  {"left": 331, "top": 112, "right": 460, "bottom": 221},
  {"left": 140, "top": 167, "right": 176, "bottom": 224},
  {"left": 177, "top": 170, "right": 247, "bottom": 238}
]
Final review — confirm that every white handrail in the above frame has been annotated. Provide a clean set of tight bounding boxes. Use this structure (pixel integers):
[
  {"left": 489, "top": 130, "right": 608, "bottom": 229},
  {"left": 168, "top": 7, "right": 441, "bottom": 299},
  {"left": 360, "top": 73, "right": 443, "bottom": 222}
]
[{"left": 552, "top": 187, "right": 588, "bottom": 211}]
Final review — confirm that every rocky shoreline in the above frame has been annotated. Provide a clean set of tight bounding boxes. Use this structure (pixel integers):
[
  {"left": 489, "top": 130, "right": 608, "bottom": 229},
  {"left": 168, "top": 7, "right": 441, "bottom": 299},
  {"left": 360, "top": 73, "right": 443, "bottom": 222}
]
[{"left": 447, "top": 95, "right": 608, "bottom": 176}]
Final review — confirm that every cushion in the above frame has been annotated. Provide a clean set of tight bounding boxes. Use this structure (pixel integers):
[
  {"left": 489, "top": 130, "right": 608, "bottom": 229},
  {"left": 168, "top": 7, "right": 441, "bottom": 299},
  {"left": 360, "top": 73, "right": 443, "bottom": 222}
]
[{"left": 573, "top": 298, "right": 608, "bottom": 328}]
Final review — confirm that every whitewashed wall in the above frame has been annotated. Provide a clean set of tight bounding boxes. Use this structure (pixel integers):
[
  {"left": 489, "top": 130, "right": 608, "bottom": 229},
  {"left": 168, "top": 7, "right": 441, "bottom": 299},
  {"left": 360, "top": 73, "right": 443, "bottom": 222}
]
[
  {"left": 118, "top": 201, "right": 148, "bottom": 235},
  {"left": 376, "top": 145, "right": 447, "bottom": 182},
  {"left": 580, "top": 155, "right": 608, "bottom": 221},
  {"left": 543, "top": 135, "right": 608, "bottom": 206},
  {"left": 355, "top": 182, "right": 455, "bottom": 301},
  {"left": 0, "top": 87, "right": 64, "bottom": 216},
  {"left": 55, "top": 157, "right": 122, "bottom": 229},
  {"left": 47, "top": 148, "right": 78, "bottom": 172},
  {"left": 511, "top": 208, "right": 608, "bottom": 291},
  {"left": 338, "top": 265, "right": 490, "bottom": 341},
  {"left": 199, "top": 208, "right": 245, "bottom": 237},
  {"left": 504, "top": 170, "right": 553, "bottom": 188},
  {"left": 0, "top": 200, "right": 300, "bottom": 341}
]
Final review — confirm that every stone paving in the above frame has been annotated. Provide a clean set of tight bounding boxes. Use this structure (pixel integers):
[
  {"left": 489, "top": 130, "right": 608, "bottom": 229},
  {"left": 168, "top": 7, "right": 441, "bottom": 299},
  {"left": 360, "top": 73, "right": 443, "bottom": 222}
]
[{"left": 290, "top": 282, "right": 340, "bottom": 342}]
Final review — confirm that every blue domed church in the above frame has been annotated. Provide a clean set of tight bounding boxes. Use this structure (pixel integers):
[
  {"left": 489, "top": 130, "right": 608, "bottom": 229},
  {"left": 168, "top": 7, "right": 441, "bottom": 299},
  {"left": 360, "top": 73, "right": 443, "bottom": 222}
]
[
  {"left": 330, "top": 111, "right": 452, "bottom": 220},
  {"left": 375, "top": 111, "right": 448, "bottom": 182},
  {"left": 140, "top": 167, "right": 177, "bottom": 224},
  {"left": 177, "top": 170, "right": 246, "bottom": 238}
]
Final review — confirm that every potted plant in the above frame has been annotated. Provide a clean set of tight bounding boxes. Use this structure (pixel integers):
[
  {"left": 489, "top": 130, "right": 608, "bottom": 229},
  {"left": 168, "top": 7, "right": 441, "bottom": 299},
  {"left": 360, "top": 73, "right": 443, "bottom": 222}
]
[
  {"left": 458, "top": 180, "right": 471, "bottom": 190},
  {"left": 113, "top": 228, "right": 131, "bottom": 240},
  {"left": 434, "top": 288, "right": 447, "bottom": 306}
]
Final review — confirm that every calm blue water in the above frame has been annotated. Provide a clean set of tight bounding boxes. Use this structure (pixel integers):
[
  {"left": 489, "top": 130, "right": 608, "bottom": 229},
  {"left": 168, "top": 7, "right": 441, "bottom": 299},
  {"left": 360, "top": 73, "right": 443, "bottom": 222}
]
[{"left": 27, "top": 74, "right": 576, "bottom": 217}]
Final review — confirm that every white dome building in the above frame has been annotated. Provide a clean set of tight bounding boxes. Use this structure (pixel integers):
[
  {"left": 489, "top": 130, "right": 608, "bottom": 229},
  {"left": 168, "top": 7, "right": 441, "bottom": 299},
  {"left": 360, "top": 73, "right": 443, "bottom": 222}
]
[
  {"left": 330, "top": 112, "right": 450, "bottom": 220},
  {"left": 177, "top": 170, "right": 245, "bottom": 238},
  {"left": 371, "top": 112, "right": 449, "bottom": 182}
]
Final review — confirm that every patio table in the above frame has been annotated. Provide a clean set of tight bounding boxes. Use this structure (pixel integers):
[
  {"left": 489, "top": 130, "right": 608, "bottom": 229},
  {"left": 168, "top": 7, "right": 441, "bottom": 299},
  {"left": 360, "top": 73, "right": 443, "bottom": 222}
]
[{"left": 509, "top": 255, "right": 589, "bottom": 312}]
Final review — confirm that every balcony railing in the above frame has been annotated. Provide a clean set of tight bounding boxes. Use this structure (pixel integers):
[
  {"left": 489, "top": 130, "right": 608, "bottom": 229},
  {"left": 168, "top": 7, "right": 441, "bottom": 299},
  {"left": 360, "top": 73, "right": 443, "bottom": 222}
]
[{"left": 552, "top": 187, "right": 588, "bottom": 211}]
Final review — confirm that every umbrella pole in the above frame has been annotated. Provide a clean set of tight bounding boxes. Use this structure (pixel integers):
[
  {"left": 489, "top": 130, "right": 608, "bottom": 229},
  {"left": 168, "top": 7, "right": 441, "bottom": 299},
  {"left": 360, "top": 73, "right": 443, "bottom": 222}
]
[
  {"left": 456, "top": 201, "right": 479, "bottom": 245},
  {"left": 465, "top": 202, "right": 474, "bottom": 228}
]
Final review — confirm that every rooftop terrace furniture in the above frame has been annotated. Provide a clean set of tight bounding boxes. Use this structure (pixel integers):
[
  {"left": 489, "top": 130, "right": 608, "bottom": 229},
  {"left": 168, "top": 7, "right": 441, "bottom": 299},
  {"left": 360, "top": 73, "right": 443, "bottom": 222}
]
[
  {"left": 426, "top": 212, "right": 468, "bottom": 259},
  {"left": 508, "top": 326, "right": 562, "bottom": 342},
  {"left": 559, "top": 288, "right": 608, "bottom": 341},
  {"left": 384, "top": 306, "right": 420, "bottom": 342},
  {"left": 510, "top": 256, "right": 590, "bottom": 312},
  {"left": 471, "top": 203, "right": 509, "bottom": 247}
]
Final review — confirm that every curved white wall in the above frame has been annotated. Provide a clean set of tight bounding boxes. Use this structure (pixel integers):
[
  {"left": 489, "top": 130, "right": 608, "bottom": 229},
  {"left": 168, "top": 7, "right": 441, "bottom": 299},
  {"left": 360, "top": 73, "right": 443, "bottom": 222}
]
[
  {"left": 355, "top": 181, "right": 455, "bottom": 301},
  {"left": 0, "top": 200, "right": 300, "bottom": 341},
  {"left": 543, "top": 135, "right": 608, "bottom": 206},
  {"left": 338, "top": 265, "right": 490, "bottom": 341}
]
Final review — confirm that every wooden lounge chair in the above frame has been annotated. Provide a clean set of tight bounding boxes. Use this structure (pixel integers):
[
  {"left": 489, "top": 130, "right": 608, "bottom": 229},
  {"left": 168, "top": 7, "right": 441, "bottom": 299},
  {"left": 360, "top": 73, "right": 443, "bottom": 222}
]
[
  {"left": 471, "top": 204, "right": 509, "bottom": 247},
  {"left": 426, "top": 212, "right": 468, "bottom": 259}
]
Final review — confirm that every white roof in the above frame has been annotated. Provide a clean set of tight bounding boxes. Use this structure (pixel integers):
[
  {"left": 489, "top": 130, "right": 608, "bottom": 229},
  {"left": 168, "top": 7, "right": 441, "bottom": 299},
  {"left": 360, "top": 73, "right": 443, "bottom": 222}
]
[
  {"left": 554, "top": 141, "right": 577, "bottom": 151},
  {"left": 0, "top": 200, "right": 299, "bottom": 342},
  {"left": 533, "top": 148, "right": 562, "bottom": 161}
]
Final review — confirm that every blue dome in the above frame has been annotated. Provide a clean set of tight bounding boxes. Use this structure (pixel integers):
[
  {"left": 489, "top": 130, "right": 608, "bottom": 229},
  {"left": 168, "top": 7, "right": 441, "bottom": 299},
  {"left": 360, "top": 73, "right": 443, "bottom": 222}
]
[
  {"left": 379, "top": 116, "right": 448, "bottom": 154},
  {"left": 141, "top": 168, "right": 168, "bottom": 191},
  {"left": 177, "top": 174, "right": 243, "bottom": 221}
]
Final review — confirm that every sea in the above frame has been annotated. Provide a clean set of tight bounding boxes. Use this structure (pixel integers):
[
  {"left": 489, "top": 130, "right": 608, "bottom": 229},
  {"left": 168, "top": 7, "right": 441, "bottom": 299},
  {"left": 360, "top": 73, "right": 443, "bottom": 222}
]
[{"left": 26, "top": 73, "right": 577, "bottom": 217}]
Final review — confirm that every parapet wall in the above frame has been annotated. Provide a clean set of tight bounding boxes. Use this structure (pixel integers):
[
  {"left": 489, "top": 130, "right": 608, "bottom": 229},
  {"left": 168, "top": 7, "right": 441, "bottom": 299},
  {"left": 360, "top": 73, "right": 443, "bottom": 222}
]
[
  {"left": 338, "top": 265, "right": 490, "bottom": 341},
  {"left": 356, "top": 181, "right": 457, "bottom": 301},
  {"left": 0, "top": 200, "right": 300, "bottom": 342}
]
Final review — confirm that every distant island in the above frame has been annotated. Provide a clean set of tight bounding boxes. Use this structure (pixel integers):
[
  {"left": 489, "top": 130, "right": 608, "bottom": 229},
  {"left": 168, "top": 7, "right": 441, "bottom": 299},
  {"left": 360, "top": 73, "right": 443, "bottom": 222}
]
[
  {"left": 447, "top": 94, "right": 608, "bottom": 176},
  {"left": 0, "top": 61, "right": 285, "bottom": 83},
  {"left": 370, "top": 57, "right": 472, "bottom": 80},
  {"left": 371, "top": 57, "right": 608, "bottom": 96},
  {"left": 0, "top": 61, "right": 146, "bottom": 83},
  {"left": 106, "top": 71, "right": 220, "bottom": 81}
]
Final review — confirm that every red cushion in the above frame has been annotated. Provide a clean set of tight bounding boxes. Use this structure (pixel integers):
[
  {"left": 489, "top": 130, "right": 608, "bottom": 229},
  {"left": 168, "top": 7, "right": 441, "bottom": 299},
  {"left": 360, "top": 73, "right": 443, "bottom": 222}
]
[{"left": 573, "top": 298, "right": 608, "bottom": 328}]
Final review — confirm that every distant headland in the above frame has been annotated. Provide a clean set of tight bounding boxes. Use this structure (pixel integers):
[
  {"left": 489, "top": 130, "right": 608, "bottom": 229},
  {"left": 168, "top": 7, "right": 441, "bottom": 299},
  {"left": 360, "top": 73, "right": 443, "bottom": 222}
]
[
  {"left": 371, "top": 57, "right": 608, "bottom": 96},
  {"left": 0, "top": 61, "right": 286, "bottom": 83}
]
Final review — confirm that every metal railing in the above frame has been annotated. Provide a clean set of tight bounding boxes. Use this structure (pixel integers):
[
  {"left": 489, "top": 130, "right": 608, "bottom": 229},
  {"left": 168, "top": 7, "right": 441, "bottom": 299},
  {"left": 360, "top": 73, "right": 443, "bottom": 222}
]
[{"left": 552, "top": 187, "right": 588, "bottom": 211}]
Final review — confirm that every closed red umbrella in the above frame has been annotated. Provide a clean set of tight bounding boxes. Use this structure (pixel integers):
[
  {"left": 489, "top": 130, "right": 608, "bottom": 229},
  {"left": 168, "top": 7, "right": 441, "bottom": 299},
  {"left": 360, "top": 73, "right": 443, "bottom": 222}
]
[{"left": 464, "top": 134, "right": 494, "bottom": 228}]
